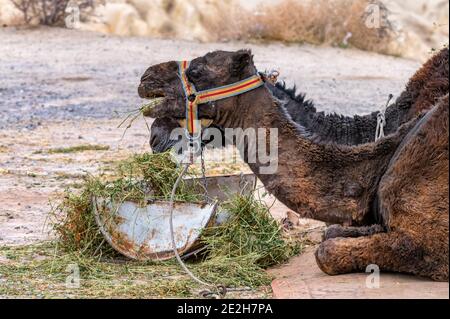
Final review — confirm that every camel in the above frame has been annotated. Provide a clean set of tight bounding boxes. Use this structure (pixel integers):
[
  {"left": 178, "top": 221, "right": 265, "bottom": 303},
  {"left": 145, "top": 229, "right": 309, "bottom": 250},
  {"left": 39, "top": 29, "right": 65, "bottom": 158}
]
[
  {"left": 138, "top": 49, "right": 449, "bottom": 281},
  {"left": 148, "top": 48, "right": 448, "bottom": 149}
]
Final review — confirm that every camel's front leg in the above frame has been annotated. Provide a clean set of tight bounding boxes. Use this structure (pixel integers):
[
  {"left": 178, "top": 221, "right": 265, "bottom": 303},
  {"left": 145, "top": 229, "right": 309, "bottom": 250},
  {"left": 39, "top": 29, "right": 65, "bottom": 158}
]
[
  {"left": 323, "top": 224, "right": 385, "bottom": 240},
  {"left": 315, "top": 232, "right": 448, "bottom": 281}
]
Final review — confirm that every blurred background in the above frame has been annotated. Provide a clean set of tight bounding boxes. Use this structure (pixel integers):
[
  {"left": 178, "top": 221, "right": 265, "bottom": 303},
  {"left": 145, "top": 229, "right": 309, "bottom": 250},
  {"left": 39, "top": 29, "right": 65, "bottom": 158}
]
[
  {"left": 0, "top": 0, "right": 448, "bottom": 61},
  {"left": 0, "top": 0, "right": 448, "bottom": 247}
]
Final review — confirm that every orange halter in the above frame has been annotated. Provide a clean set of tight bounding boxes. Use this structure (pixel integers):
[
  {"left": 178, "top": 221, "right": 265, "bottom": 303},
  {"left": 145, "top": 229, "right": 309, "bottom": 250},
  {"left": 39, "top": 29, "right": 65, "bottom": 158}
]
[{"left": 178, "top": 60, "right": 265, "bottom": 138}]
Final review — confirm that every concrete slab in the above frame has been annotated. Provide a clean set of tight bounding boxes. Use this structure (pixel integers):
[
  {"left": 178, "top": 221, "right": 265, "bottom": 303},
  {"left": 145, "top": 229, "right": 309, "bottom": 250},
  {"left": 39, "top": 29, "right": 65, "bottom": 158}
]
[{"left": 269, "top": 247, "right": 449, "bottom": 299}]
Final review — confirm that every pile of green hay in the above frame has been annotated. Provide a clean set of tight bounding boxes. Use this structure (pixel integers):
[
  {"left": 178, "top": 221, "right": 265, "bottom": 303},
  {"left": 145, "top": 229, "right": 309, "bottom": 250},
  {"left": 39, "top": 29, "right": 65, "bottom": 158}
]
[
  {"left": 34, "top": 144, "right": 110, "bottom": 154},
  {"left": 203, "top": 194, "right": 300, "bottom": 268},
  {"left": 47, "top": 152, "right": 301, "bottom": 295},
  {"left": 51, "top": 152, "right": 202, "bottom": 257}
]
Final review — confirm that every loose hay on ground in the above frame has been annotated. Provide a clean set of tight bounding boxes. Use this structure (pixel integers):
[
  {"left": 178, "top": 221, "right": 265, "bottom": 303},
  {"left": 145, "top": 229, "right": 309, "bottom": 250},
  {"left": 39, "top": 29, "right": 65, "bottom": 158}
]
[
  {"left": 34, "top": 144, "right": 110, "bottom": 154},
  {"left": 49, "top": 152, "right": 202, "bottom": 257},
  {"left": 1, "top": 152, "right": 302, "bottom": 298}
]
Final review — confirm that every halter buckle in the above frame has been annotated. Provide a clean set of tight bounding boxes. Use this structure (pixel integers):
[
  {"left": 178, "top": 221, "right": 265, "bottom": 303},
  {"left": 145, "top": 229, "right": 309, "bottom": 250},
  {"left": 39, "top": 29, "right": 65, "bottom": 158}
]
[{"left": 188, "top": 93, "right": 197, "bottom": 102}]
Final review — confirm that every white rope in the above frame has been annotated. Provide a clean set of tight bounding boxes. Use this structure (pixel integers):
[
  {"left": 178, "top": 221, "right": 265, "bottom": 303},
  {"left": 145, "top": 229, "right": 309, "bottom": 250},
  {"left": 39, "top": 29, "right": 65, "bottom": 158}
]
[
  {"left": 375, "top": 112, "right": 385, "bottom": 142},
  {"left": 375, "top": 94, "right": 393, "bottom": 142}
]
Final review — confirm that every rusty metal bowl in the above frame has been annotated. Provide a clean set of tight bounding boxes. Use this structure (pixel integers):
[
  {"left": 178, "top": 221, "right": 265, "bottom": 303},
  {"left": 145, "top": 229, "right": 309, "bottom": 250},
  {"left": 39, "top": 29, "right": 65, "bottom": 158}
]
[
  {"left": 184, "top": 173, "right": 256, "bottom": 201},
  {"left": 93, "top": 173, "right": 256, "bottom": 261}
]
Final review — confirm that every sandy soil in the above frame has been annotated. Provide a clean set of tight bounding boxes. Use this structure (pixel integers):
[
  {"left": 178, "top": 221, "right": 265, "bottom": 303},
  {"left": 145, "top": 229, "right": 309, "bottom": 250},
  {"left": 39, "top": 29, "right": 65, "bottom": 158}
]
[
  {"left": 0, "top": 26, "right": 422, "bottom": 246},
  {"left": 269, "top": 247, "right": 449, "bottom": 299}
]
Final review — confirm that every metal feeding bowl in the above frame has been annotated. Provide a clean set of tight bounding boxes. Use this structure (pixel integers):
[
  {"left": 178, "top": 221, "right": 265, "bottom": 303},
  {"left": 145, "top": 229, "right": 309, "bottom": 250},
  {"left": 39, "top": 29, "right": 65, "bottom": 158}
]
[
  {"left": 93, "top": 173, "right": 256, "bottom": 261},
  {"left": 183, "top": 173, "right": 257, "bottom": 201}
]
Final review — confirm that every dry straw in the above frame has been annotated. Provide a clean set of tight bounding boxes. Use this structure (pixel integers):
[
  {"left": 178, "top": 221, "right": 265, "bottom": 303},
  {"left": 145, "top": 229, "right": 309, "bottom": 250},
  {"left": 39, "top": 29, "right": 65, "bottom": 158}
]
[{"left": 42, "top": 152, "right": 302, "bottom": 296}]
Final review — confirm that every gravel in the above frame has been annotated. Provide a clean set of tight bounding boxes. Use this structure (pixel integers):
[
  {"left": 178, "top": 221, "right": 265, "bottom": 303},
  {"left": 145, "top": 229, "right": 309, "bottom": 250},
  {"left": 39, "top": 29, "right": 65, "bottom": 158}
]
[{"left": 0, "top": 26, "right": 421, "bottom": 130}]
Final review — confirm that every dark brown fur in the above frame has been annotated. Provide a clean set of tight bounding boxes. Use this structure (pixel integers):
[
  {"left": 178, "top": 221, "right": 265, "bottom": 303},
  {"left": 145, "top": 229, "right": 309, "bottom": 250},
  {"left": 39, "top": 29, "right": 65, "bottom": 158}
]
[
  {"left": 316, "top": 96, "right": 449, "bottom": 280},
  {"left": 139, "top": 49, "right": 449, "bottom": 281}
]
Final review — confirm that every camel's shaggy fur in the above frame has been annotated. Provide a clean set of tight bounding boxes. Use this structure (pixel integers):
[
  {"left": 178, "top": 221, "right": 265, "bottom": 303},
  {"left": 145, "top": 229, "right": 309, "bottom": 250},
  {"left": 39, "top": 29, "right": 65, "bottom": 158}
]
[
  {"left": 139, "top": 48, "right": 449, "bottom": 281},
  {"left": 273, "top": 48, "right": 449, "bottom": 145},
  {"left": 316, "top": 94, "right": 448, "bottom": 281}
]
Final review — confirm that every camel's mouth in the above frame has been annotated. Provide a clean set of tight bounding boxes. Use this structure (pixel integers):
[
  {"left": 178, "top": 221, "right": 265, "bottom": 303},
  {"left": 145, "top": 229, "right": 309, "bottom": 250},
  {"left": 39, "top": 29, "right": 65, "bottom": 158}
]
[
  {"left": 138, "top": 82, "right": 178, "bottom": 118},
  {"left": 137, "top": 75, "right": 186, "bottom": 118},
  {"left": 138, "top": 86, "right": 166, "bottom": 99}
]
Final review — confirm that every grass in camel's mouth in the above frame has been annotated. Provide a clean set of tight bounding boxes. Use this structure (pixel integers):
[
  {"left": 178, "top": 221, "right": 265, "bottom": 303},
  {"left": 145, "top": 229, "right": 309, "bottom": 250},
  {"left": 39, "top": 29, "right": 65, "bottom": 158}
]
[
  {"left": 140, "top": 97, "right": 165, "bottom": 114},
  {"left": 115, "top": 97, "right": 166, "bottom": 133}
]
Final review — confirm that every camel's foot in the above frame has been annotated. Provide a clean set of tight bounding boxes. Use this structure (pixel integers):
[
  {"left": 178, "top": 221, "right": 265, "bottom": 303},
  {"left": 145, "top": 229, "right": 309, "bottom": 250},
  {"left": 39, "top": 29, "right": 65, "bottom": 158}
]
[
  {"left": 315, "top": 232, "right": 449, "bottom": 281},
  {"left": 323, "top": 224, "right": 385, "bottom": 240}
]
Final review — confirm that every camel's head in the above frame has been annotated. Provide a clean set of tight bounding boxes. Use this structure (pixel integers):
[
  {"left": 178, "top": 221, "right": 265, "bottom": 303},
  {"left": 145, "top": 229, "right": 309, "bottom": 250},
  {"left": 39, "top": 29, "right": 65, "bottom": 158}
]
[{"left": 139, "top": 50, "right": 257, "bottom": 152}]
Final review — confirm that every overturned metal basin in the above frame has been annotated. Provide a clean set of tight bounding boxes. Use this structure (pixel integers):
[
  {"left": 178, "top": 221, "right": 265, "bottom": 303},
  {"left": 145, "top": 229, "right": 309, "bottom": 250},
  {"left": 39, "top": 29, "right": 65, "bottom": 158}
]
[
  {"left": 93, "top": 173, "right": 256, "bottom": 261},
  {"left": 93, "top": 199, "right": 218, "bottom": 261},
  {"left": 184, "top": 173, "right": 257, "bottom": 201}
]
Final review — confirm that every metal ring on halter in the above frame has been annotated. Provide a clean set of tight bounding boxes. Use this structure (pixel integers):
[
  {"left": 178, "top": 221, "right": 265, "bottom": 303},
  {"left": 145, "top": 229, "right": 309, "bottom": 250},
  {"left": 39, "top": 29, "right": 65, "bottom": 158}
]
[
  {"left": 185, "top": 131, "right": 202, "bottom": 153},
  {"left": 190, "top": 139, "right": 202, "bottom": 155},
  {"left": 184, "top": 125, "right": 201, "bottom": 141},
  {"left": 188, "top": 93, "right": 197, "bottom": 102},
  {"left": 268, "top": 70, "right": 280, "bottom": 84}
]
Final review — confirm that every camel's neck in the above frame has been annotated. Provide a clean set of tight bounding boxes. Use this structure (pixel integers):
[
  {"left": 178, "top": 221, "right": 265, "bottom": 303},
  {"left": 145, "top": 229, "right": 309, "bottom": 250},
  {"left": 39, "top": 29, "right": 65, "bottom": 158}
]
[
  {"left": 216, "top": 86, "right": 417, "bottom": 225},
  {"left": 269, "top": 83, "right": 413, "bottom": 145}
]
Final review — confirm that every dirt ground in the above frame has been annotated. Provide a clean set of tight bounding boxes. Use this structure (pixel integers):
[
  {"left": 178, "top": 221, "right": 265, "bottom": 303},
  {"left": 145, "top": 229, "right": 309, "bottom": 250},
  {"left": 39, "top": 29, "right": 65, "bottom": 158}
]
[
  {"left": 2, "top": 27, "right": 446, "bottom": 298},
  {"left": 269, "top": 247, "right": 449, "bottom": 299}
]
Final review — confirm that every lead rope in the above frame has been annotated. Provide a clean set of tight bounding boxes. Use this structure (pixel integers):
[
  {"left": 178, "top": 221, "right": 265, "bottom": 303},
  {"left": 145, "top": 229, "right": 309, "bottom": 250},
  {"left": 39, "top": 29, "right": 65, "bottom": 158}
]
[
  {"left": 168, "top": 144, "right": 252, "bottom": 298},
  {"left": 375, "top": 94, "right": 393, "bottom": 142},
  {"left": 200, "top": 146, "right": 209, "bottom": 201},
  {"left": 168, "top": 159, "right": 226, "bottom": 299}
]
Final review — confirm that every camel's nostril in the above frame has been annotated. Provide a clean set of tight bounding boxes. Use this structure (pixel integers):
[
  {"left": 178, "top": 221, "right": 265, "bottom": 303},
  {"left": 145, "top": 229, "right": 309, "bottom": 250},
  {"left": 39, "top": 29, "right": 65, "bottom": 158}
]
[
  {"left": 138, "top": 84, "right": 147, "bottom": 98},
  {"left": 150, "top": 134, "right": 158, "bottom": 147}
]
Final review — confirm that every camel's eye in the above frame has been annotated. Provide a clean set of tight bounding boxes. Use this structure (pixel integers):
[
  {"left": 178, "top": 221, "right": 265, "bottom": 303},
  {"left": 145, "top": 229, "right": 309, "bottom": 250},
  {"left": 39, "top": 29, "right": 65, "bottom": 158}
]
[{"left": 188, "top": 68, "right": 202, "bottom": 82}]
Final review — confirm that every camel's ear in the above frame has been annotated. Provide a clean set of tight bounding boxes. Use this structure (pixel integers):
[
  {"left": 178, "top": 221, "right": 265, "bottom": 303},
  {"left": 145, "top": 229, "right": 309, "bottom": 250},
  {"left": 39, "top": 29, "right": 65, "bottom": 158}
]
[{"left": 231, "top": 50, "right": 252, "bottom": 75}]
